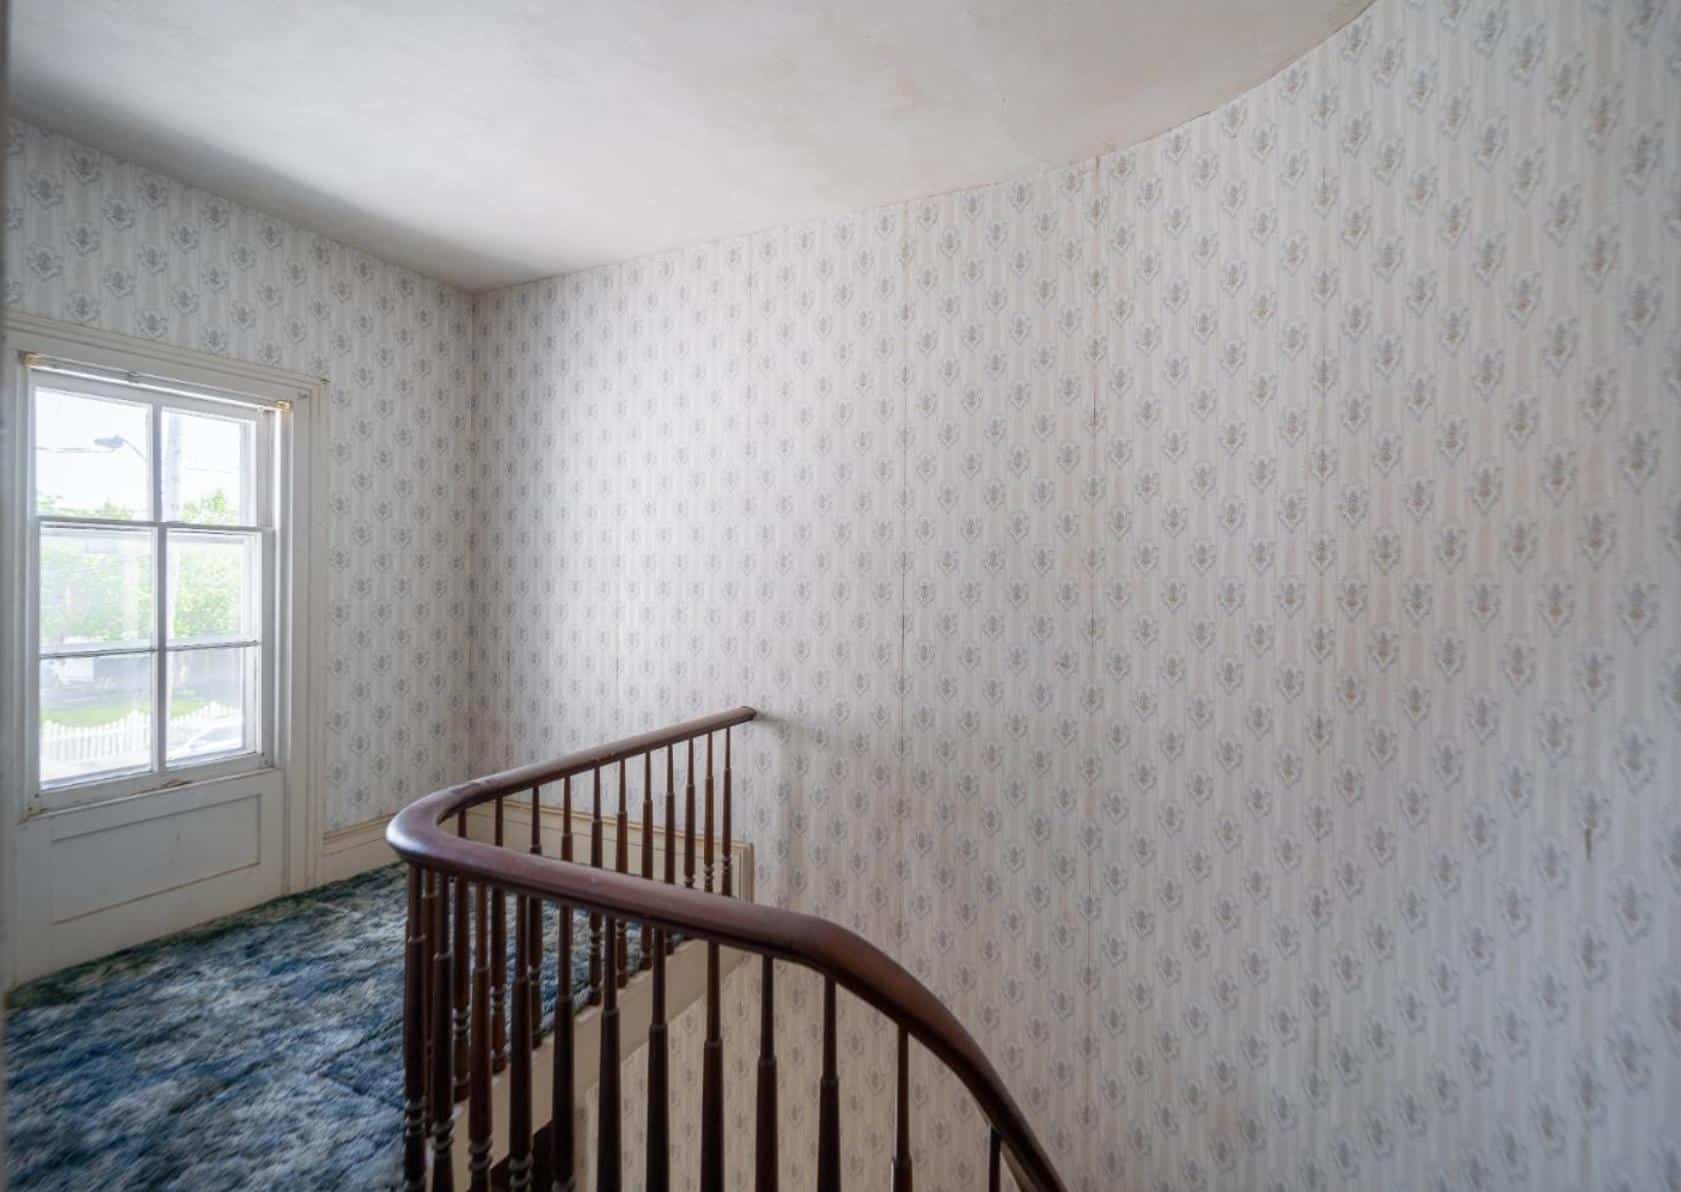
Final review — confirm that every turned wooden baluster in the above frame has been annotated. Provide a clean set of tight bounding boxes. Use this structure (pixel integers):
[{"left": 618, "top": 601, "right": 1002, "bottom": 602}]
[
  {"left": 615, "top": 763, "right": 630, "bottom": 988},
  {"left": 755, "top": 956, "right": 778, "bottom": 1192},
  {"left": 552, "top": 776, "right": 577, "bottom": 1192},
  {"left": 988, "top": 1129, "right": 1002, "bottom": 1192},
  {"left": 589, "top": 767, "right": 604, "bottom": 1004},
  {"left": 492, "top": 798, "right": 508, "bottom": 1072},
  {"left": 665, "top": 747, "right": 679, "bottom": 957},
  {"left": 816, "top": 978, "right": 840, "bottom": 1192},
  {"left": 646, "top": 927, "right": 669, "bottom": 1192},
  {"left": 420, "top": 870, "right": 434, "bottom": 1076},
  {"left": 453, "top": 813, "right": 470, "bottom": 1103},
  {"left": 700, "top": 938, "right": 724, "bottom": 1192},
  {"left": 703, "top": 733, "right": 716, "bottom": 894},
  {"left": 683, "top": 739, "right": 696, "bottom": 891},
  {"left": 509, "top": 892, "right": 534, "bottom": 1191},
  {"left": 528, "top": 786, "right": 544, "bottom": 1048},
  {"left": 468, "top": 881, "right": 492, "bottom": 1191},
  {"left": 664, "top": 747, "right": 677, "bottom": 888},
  {"left": 893, "top": 1025, "right": 913, "bottom": 1192},
  {"left": 722, "top": 727, "right": 734, "bottom": 899},
  {"left": 562, "top": 774, "right": 575, "bottom": 866},
  {"left": 402, "top": 868, "right": 427, "bottom": 1191},
  {"left": 430, "top": 871, "right": 455, "bottom": 1192},
  {"left": 597, "top": 912, "right": 622, "bottom": 1192},
  {"left": 640, "top": 751, "right": 655, "bottom": 966}
]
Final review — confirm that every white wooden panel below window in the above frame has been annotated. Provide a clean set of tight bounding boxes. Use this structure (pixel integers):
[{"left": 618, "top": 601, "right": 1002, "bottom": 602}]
[
  {"left": 15, "top": 768, "right": 284, "bottom": 983},
  {"left": 50, "top": 789, "right": 262, "bottom": 923}
]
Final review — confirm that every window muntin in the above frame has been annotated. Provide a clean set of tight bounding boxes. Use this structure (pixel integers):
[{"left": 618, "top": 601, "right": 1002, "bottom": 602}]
[{"left": 32, "top": 373, "right": 273, "bottom": 793}]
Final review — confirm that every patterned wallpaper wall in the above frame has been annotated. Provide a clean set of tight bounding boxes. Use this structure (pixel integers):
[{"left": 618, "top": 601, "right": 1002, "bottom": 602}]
[
  {"left": 6, "top": 0, "right": 1679, "bottom": 1183},
  {"left": 4, "top": 119, "right": 477, "bottom": 834},
  {"left": 473, "top": 0, "right": 1681, "bottom": 1188}
]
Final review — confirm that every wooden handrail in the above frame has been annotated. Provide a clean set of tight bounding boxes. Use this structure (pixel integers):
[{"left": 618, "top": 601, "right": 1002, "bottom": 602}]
[
  {"left": 418, "top": 707, "right": 757, "bottom": 807},
  {"left": 388, "top": 708, "right": 1066, "bottom": 1192}
]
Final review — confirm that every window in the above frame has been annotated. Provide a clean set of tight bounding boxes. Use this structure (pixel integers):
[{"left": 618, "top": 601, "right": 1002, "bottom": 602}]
[{"left": 30, "top": 368, "right": 276, "bottom": 794}]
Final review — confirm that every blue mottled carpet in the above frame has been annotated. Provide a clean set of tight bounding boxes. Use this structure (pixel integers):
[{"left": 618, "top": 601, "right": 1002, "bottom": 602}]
[{"left": 6, "top": 864, "right": 616, "bottom": 1191}]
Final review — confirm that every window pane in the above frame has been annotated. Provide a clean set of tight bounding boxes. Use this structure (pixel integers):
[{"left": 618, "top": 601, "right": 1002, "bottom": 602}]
[
  {"left": 167, "top": 530, "right": 261, "bottom": 645},
  {"left": 167, "top": 646, "right": 258, "bottom": 764},
  {"left": 163, "top": 408, "right": 255, "bottom": 524},
  {"left": 34, "top": 387, "right": 152, "bottom": 519},
  {"left": 40, "top": 653, "right": 154, "bottom": 786},
  {"left": 40, "top": 525, "right": 155, "bottom": 652}
]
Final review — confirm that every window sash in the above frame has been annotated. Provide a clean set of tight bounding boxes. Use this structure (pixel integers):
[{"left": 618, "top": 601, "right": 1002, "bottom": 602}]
[
  {"left": 29, "top": 368, "right": 278, "bottom": 798},
  {"left": 40, "top": 514, "right": 269, "bottom": 534},
  {"left": 40, "top": 641, "right": 265, "bottom": 662}
]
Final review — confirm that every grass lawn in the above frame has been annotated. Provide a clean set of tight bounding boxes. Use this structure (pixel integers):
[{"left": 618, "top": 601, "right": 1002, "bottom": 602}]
[{"left": 43, "top": 697, "right": 208, "bottom": 728}]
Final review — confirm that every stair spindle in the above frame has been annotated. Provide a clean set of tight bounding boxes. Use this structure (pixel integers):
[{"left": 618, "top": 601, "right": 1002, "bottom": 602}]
[
  {"left": 664, "top": 747, "right": 676, "bottom": 887},
  {"left": 468, "top": 884, "right": 492, "bottom": 1191},
  {"left": 553, "top": 777, "right": 578, "bottom": 1192},
  {"left": 419, "top": 869, "right": 435, "bottom": 1085},
  {"left": 597, "top": 914, "right": 623, "bottom": 1192},
  {"left": 700, "top": 941, "right": 724, "bottom": 1192},
  {"left": 892, "top": 1025, "right": 913, "bottom": 1192},
  {"left": 509, "top": 895, "right": 534, "bottom": 1191},
  {"left": 589, "top": 767, "right": 604, "bottom": 1004},
  {"left": 418, "top": 860, "right": 433, "bottom": 1062},
  {"left": 528, "top": 786, "right": 544, "bottom": 1048},
  {"left": 430, "top": 873, "right": 455, "bottom": 1192},
  {"left": 402, "top": 868, "right": 426, "bottom": 1191},
  {"left": 684, "top": 739, "right": 696, "bottom": 891},
  {"left": 640, "top": 751, "right": 654, "bottom": 966},
  {"left": 453, "top": 814, "right": 470, "bottom": 1103},
  {"left": 665, "top": 748, "right": 678, "bottom": 958},
  {"left": 722, "top": 728, "right": 734, "bottom": 898},
  {"left": 816, "top": 978, "right": 840, "bottom": 1192},
  {"left": 646, "top": 930, "right": 669, "bottom": 1192},
  {"left": 988, "top": 1129, "right": 1002, "bottom": 1192},
  {"left": 755, "top": 956, "right": 778, "bottom": 1192},
  {"left": 554, "top": 894, "right": 581, "bottom": 1183},
  {"left": 562, "top": 775, "right": 575, "bottom": 863},
  {"left": 719, "top": 726, "right": 732, "bottom": 894},
  {"left": 492, "top": 798, "right": 508, "bottom": 1072},
  {"left": 616, "top": 763, "right": 629, "bottom": 988},
  {"left": 703, "top": 733, "right": 716, "bottom": 894}
]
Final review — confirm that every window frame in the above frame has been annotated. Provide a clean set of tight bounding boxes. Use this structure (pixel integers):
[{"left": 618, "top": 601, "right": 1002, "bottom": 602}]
[
  {"left": 2, "top": 318, "right": 317, "bottom": 839},
  {"left": 29, "top": 368, "right": 278, "bottom": 800}
]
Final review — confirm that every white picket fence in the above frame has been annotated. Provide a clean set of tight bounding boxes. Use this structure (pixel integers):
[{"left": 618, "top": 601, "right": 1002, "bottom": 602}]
[{"left": 42, "top": 702, "right": 235, "bottom": 773}]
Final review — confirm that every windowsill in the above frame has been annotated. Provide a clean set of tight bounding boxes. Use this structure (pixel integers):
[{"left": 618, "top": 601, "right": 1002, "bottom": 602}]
[{"left": 29, "top": 755, "right": 275, "bottom": 819}]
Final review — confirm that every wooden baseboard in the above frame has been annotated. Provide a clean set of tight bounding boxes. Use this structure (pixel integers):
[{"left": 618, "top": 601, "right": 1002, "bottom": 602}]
[{"left": 317, "top": 816, "right": 398, "bottom": 885}]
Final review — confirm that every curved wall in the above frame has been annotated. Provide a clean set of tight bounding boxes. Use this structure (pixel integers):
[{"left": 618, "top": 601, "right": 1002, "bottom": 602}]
[{"left": 474, "top": 0, "right": 1681, "bottom": 1186}]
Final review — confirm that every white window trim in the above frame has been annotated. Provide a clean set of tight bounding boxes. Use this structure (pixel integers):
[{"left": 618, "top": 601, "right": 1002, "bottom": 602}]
[
  {"left": 1, "top": 311, "right": 325, "bottom": 893},
  {"left": 32, "top": 372, "right": 274, "bottom": 802}
]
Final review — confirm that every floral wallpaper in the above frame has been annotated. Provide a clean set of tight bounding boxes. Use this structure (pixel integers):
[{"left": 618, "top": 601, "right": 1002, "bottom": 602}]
[
  {"left": 8, "top": 0, "right": 1680, "bottom": 1183},
  {"left": 473, "top": 0, "right": 1681, "bottom": 1187},
  {"left": 3, "top": 119, "right": 477, "bottom": 834}
]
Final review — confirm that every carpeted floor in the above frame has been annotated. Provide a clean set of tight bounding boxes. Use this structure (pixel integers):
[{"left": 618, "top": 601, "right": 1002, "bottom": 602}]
[{"left": 6, "top": 865, "right": 625, "bottom": 1191}]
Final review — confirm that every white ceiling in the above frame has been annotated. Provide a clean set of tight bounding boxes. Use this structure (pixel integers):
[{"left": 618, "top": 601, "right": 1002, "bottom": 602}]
[{"left": 14, "top": 0, "right": 1370, "bottom": 292}]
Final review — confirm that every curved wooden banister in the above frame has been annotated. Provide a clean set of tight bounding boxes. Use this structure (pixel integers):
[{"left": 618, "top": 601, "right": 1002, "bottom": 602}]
[
  {"left": 388, "top": 708, "right": 1066, "bottom": 1192},
  {"left": 412, "top": 708, "right": 760, "bottom": 807}
]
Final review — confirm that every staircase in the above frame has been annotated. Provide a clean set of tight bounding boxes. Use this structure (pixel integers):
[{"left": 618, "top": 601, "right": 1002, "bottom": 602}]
[{"left": 387, "top": 708, "right": 1065, "bottom": 1192}]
